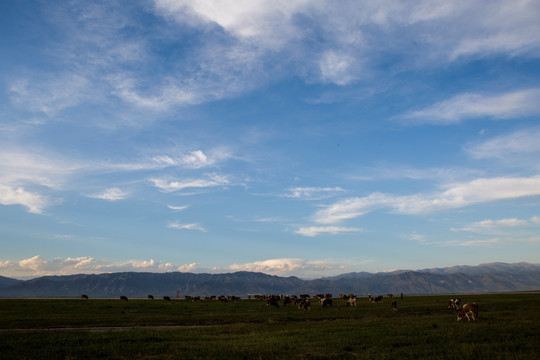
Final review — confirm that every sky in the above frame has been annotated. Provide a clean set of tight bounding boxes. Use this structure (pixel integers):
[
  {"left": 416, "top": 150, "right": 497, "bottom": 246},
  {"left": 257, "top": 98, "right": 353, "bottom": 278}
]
[{"left": 1, "top": 0, "right": 540, "bottom": 280}]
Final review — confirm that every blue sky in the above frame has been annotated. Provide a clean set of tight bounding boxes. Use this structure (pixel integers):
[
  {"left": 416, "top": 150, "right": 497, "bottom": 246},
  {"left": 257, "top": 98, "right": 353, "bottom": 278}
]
[{"left": 1, "top": 0, "right": 540, "bottom": 279}]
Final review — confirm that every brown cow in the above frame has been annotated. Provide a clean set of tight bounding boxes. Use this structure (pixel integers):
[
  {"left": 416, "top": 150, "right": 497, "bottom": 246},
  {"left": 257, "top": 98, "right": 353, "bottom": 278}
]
[
  {"left": 298, "top": 299, "right": 311, "bottom": 311},
  {"left": 346, "top": 297, "right": 357, "bottom": 307},
  {"left": 370, "top": 295, "right": 383, "bottom": 303},
  {"left": 457, "top": 303, "right": 479, "bottom": 322},
  {"left": 320, "top": 298, "right": 333, "bottom": 307},
  {"left": 448, "top": 298, "right": 462, "bottom": 310}
]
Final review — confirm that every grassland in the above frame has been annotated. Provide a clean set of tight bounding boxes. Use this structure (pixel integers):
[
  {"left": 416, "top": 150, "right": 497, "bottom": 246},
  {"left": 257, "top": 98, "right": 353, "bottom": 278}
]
[{"left": 0, "top": 293, "right": 538, "bottom": 359}]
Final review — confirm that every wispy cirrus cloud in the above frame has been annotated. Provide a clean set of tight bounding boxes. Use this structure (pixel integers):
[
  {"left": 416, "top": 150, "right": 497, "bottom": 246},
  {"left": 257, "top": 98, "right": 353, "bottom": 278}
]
[
  {"left": 151, "top": 174, "right": 230, "bottom": 193},
  {"left": 399, "top": 89, "right": 540, "bottom": 125},
  {"left": 284, "top": 186, "right": 345, "bottom": 200},
  {"left": 454, "top": 218, "right": 529, "bottom": 234},
  {"left": 167, "top": 204, "right": 190, "bottom": 211},
  {"left": 87, "top": 188, "right": 129, "bottom": 201},
  {"left": 314, "top": 176, "right": 540, "bottom": 224},
  {"left": 152, "top": 149, "right": 232, "bottom": 169},
  {"left": 295, "top": 226, "right": 363, "bottom": 237},
  {"left": 167, "top": 221, "right": 207, "bottom": 232},
  {"left": 467, "top": 126, "right": 540, "bottom": 165}
]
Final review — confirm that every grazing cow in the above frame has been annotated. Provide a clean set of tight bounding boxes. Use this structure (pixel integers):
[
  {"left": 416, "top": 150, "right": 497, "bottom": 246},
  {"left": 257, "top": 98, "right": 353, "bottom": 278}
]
[
  {"left": 298, "top": 299, "right": 311, "bottom": 311},
  {"left": 120, "top": 296, "right": 128, "bottom": 301},
  {"left": 163, "top": 296, "right": 171, "bottom": 302},
  {"left": 218, "top": 295, "right": 228, "bottom": 303},
  {"left": 267, "top": 299, "right": 279, "bottom": 308},
  {"left": 321, "top": 298, "right": 333, "bottom": 307},
  {"left": 391, "top": 300, "right": 398, "bottom": 311},
  {"left": 370, "top": 295, "right": 383, "bottom": 303},
  {"left": 448, "top": 298, "right": 462, "bottom": 310},
  {"left": 457, "top": 303, "right": 479, "bottom": 322},
  {"left": 346, "top": 297, "right": 357, "bottom": 307},
  {"left": 81, "top": 294, "right": 89, "bottom": 299},
  {"left": 283, "top": 296, "right": 293, "bottom": 306},
  {"left": 148, "top": 295, "right": 154, "bottom": 300}
]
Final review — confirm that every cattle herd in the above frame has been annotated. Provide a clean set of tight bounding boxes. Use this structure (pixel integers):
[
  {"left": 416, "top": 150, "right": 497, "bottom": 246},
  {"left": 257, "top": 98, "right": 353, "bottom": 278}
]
[{"left": 79, "top": 292, "right": 478, "bottom": 322}]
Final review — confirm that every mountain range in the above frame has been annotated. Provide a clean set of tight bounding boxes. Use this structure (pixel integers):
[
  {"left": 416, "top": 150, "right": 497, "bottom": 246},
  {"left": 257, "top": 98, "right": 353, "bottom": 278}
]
[{"left": 1, "top": 262, "right": 539, "bottom": 298}]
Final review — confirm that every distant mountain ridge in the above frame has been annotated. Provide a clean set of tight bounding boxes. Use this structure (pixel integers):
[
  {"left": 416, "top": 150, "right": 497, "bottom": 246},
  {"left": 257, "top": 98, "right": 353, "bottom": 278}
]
[{"left": 1, "top": 262, "right": 539, "bottom": 298}]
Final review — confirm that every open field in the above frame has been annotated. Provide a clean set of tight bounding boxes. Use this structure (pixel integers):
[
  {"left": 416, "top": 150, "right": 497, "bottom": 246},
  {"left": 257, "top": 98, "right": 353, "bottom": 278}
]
[{"left": 0, "top": 293, "right": 539, "bottom": 359}]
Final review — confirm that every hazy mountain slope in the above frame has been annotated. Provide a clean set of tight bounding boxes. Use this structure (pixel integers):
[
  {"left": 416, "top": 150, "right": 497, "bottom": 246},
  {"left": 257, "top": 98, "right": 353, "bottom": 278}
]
[{"left": 1, "top": 263, "right": 539, "bottom": 298}]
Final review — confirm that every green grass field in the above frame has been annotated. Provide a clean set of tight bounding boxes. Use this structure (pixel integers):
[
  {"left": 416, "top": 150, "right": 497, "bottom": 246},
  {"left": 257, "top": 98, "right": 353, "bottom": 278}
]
[{"left": 0, "top": 293, "right": 538, "bottom": 359}]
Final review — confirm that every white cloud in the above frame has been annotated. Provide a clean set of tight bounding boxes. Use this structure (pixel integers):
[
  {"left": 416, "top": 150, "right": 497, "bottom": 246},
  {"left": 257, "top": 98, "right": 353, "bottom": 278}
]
[
  {"left": 314, "top": 176, "right": 540, "bottom": 223},
  {"left": 455, "top": 218, "right": 529, "bottom": 234},
  {"left": 284, "top": 186, "right": 345, "bottom": 200},
  {"left": 228, "top": 257, "right": 344, "bottom": 278},
  {"left": 319, "top": 51, "right": 358, "bottom": 85},
  {"left": 400, "top": 89, "right": 540, "bottom": 124},
  {"left": 9, "top": 73, "right": 91, "bottom": 115},
  {"left": 167, "top": 204, "right": 190, "bottom": 211},
  {"left": 167, "top": 221, "right": 206, "bottom": 232},
  {"left": 0, "top": 255, "right": 197, "bottom": 278},
  {"left": 152, "top": 149, "right": 233, "bottom": 168},
  {"left": 446, "top": 238, "right": 500, "bottom": 247},
  {"left": 151, "top": 174, "right": 230, "bottom": 192},
  {"left": 0, "top": 184, "right": 49, "bottom": 214},
  {"left": 295, "top": 226, "right": 363, "bottom": 237},
  {"left": 467, "top": 126, "right": 540, "bottom": 162},
  {"left": 88, "top": 188, "right": 129, "bottom": 201}
]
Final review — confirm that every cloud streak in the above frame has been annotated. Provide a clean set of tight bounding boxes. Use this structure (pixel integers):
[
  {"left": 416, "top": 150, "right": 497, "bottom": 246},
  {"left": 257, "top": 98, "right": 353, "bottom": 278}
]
[
  {"left": 167, "top": 221, "right": 207, "bottom": 232},
  {"left": 400, "top": 89, "right": 540, "bottom": 124},
  {"left": 314, "top": 176, "right": 540, "bottom": 224},
  {"left": 295, "top": 226, "right": 363, "bottom": 237}
]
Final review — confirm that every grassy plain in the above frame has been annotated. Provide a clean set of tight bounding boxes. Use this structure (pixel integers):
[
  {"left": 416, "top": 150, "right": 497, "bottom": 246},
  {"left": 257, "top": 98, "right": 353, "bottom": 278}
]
[{"left": 0, "top": 293, "right": 538, "bottom": 359}]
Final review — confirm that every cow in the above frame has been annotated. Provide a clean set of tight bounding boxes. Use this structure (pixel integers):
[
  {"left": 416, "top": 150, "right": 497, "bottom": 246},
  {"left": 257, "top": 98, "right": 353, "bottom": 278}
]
[
  {"left": 163, "top": 296, "right": 171, "bottom": 302},
  {"left": 321, "top": 298, "right": 333, "bottom": 307},
  {"left": 298, "top": 299, "right": 311, "bottom": 311},
  {"left": 346, "top": 297, "right": 357, "bottom": 307},
  {"left": 120, "top": 296, "right": 128, "bottom": 301},
  {"left": 370, "top": 295, "right": 383, "bottom": 303},
  {"left": 267, "top": 299, "right": 279, "bottom": 308},
  {"left": 283, "top": 296, "right": 293, "bottom": 306},
  {"left": 391, "top": 299, "right": 398, "bottom": 311},
  {"left": 81, "top": 294, "right": 89, "bottom": 299},
  {"left": 457, "top": 303, "right": 479, "bottom": 322},
  {"left": 448, "top": 298, "right": 462, "bottom": 310},
  {"left": 148, "top": 295, "right": 154, "bottom": 300}
]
